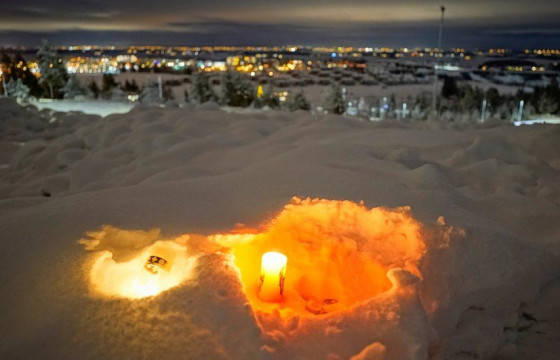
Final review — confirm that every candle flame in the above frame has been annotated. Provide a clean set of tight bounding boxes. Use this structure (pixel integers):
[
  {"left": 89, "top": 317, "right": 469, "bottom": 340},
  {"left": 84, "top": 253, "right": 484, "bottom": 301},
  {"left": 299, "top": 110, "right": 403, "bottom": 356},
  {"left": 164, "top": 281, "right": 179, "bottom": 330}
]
[{"left": 261, "top": 252, "right": 287, "bottom": 272}]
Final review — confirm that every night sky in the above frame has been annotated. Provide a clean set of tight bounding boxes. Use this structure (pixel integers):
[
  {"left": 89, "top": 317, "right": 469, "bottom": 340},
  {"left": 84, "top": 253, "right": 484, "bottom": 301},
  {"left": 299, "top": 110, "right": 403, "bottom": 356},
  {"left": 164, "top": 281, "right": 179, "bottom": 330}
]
[{"left": 0, "top": 0, "right": 559, "bottom": 49}]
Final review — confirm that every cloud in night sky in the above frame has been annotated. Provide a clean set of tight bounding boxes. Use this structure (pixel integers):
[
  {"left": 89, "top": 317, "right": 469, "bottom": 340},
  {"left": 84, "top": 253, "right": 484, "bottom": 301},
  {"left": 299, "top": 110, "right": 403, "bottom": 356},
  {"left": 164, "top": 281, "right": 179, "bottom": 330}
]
[{"left": 0, "top": 0, "right": 559, "bottom": 48}]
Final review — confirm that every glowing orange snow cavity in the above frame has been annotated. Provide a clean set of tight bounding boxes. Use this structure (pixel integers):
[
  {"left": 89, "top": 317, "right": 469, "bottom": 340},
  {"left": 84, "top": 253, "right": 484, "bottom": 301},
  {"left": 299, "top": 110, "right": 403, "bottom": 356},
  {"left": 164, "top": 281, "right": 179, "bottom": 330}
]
[
  {"left": 213, "top": 197, "right": 425, "bottom": 317},
  {"left": 80, "top": 226, "right": 194, "bottom": 299}
]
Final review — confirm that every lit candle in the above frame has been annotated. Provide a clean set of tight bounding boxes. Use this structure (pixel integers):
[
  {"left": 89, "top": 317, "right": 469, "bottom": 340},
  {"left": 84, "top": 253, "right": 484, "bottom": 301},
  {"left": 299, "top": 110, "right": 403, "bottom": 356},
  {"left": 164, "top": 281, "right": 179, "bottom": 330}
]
[{"left": 259, "top": 252, "right": 287, "bottom": 302}]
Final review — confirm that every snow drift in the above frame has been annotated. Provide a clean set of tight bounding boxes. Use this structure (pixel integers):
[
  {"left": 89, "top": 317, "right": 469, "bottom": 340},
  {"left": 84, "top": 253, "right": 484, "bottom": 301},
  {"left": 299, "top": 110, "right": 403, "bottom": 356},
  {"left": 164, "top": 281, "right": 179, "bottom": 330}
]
[{"left": 0, "top": 99, "right": 559, "bottom": 359}]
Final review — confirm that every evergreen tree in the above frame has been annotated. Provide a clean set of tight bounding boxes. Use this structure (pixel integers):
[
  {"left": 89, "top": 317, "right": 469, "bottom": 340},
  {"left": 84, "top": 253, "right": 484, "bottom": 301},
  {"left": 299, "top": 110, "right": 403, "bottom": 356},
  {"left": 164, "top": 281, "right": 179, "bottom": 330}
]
[
  {"left": 101, "top": 73, "right": 118, "bottom": 98},
  {"left": 220, "top": 71, "right": 254, "bottom": 107},
  {"left": 411, "top": 93, "right": 430, "bottom": 120},
  {"left": 124, "top": 79, "right": 140, "bottom": 93},
  {"left": 190, "top": 71, "right": 216, "bottom": 104},
  {"left": 131, "top": 79, "right": 140, "bottom": 93},
  {"left": 534, "top": 77, "right": 560, "bottom": 114},
  {"left": 254, "top": 84, "right": 280, "bottom": 109},
  {"left": 88, "top": 80, "right": 100, "bottom": 99},
  {"left": 537, "top": 93, "right": 558, "bottom": 114},
  {"left": 321, "top": 82, "right": 345, "bottom": 114},
  {"left": 13, "top": 53, "right": 40, "bottom": 97},
  {"left": 485, "top": 88, "right": 501, "bottom": 108},
  {"left": 139, "top": 80, "right": 173, "bottom": 103},
  {"left": 163, "top": 85, "right": 174, "bottom": 101},
  {"left": 5, "top": 78, "right": 30, "bottom": 100},
  {"left": 264, "top": 86, "right": 280, "bottom": 109},
  {"left": 220, "top": 71, "right": 236, "bottom": 106},
  {"left": 441, "top": 76, "right": 459, "bottom": 98},
  {"left": 61, "top": 75, "right": 86, "bottom": 99},
  {"left": 140, "top": 81, "right": 159, "bottom": 103},
  {"left": 36, "top": 40, "right": 68, "bottom": 98},
  {"left": 458, "top": 84, "right": 484, "bottom": 113},
  {"left": 389, "top": 94, "right": 397, "bottom": 109},
  {"left": 287, "top": 90, "right": 310, "bottom": 111}
]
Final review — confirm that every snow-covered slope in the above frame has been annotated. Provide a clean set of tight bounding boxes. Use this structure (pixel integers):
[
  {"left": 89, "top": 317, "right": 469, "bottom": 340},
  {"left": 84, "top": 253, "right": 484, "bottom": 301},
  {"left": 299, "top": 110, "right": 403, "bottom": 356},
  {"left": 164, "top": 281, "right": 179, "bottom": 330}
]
[
  {"left": 0, "top": 98, "right": 559, "bottom": 359},
  {"left": 28, "top": 99, "right": 135, "bottom": 117}
]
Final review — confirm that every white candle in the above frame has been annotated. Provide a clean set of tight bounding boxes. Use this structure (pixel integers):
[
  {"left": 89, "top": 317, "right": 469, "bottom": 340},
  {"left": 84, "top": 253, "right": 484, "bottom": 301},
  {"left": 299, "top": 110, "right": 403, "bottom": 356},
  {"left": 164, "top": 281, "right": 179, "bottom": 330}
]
[{"left": 259, "top": 252, "right": 287, "bottom": 302}]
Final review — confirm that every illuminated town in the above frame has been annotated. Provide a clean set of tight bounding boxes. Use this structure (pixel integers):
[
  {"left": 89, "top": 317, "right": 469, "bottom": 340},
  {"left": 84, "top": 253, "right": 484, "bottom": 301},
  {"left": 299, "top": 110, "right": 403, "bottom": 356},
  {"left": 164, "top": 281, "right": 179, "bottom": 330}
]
[
  {"left": 1, "top": 44, "right": 559, "bottom": 121},
  {"left": 4, "top": 45, "right": 559, "bottom": 76}
]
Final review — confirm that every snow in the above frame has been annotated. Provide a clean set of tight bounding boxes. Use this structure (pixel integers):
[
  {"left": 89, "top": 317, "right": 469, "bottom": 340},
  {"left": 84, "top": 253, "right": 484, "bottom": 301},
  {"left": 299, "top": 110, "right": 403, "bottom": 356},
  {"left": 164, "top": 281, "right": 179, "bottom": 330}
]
[
  {"left": 27, "top": 99, "right": 135, "bottom": 117},
  {"left": 0, "top": 97, "right": 559, "bottom": 359},
  {"left": 514, "top": 117, "right": 560, "bottom": 126}
]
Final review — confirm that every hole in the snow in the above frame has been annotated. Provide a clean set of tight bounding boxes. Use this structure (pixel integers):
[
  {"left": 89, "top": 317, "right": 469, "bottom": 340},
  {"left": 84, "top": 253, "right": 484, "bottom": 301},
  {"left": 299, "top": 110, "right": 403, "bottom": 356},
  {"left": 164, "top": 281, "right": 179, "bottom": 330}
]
[
  {"left": 79, "top": 227, "right": 195, "bottom": 299},
  {"left": 213, "top": 197, "right": 425, "bottom": 318}
]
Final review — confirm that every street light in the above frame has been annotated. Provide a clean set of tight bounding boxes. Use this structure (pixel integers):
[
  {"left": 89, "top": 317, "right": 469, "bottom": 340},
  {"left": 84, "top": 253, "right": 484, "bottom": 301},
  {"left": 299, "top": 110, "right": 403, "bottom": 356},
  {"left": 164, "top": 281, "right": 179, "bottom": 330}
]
[{"left": 432, "top": 5, "right": 446, "bottom": 117}]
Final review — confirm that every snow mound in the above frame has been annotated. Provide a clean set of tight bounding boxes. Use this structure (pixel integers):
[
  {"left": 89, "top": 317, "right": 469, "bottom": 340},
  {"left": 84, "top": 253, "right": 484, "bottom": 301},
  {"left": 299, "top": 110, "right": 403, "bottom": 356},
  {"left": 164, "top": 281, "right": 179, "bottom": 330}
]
[
  {"left": 72, "top": 198, "right": 430, "bottom": 360},
  {"left": 407, "top": 164, "right": 452, "bottom": 190},
  {"left": 0, "top": 100, "right": 559, "bottom": 359},
  {"left": 446, "top": 136, "right": 542, "bottom": 169},
  {"left": 0, "top": 97, "right": 100, "bottom": 151}
]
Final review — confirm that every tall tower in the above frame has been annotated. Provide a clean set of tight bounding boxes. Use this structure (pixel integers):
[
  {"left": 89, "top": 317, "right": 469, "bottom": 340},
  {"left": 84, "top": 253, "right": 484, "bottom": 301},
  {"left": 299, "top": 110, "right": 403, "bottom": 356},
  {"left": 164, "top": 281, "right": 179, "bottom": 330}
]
[{"left": 432, "top": 5, "right": 446, "bottom": 117}]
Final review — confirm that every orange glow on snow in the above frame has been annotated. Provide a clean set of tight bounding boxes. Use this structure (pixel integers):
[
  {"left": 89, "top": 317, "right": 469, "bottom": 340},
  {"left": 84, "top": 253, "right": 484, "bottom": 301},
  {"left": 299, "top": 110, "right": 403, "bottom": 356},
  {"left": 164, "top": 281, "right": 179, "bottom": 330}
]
[
  {"left": 213, "top": 197, "right": 425, "bottom": 317},
  {"left": 80, "top": 198, "right": 424, "bottom": 307},
  {"left": 80, "top": 227, "right": 195, "bottom": 299}
]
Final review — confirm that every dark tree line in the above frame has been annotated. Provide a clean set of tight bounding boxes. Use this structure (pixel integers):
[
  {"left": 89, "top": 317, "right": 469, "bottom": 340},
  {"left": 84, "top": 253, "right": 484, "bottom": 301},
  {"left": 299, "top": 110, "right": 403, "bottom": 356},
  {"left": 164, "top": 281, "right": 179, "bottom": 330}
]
[
  {"left": 438, "top": 75, "right": 560, "bottom": 120},
  {"left": 188, "top": 71, "right": 311, "bottom": 111},
  {"left": 528, "top": 78, "right": 560, "bottom": 115}
]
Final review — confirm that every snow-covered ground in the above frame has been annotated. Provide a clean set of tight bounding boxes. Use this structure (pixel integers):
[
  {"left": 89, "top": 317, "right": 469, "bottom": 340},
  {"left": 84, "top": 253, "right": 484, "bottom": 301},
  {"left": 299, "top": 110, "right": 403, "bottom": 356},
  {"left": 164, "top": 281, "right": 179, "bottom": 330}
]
[
  {"left": 27, "top": 99, "right": 136, "bottom": 117},
  {"left": 0, "top": 97, "right": 559, "bottom": 359},
  {"left": 514, "top": 116, "right": 560, "bottom": 126}
]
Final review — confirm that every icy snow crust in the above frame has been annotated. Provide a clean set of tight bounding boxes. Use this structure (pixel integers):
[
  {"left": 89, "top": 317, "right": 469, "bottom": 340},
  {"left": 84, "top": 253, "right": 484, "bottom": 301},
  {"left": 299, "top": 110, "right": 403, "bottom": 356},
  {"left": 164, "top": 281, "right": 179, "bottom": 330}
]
[{"left": 0, "top": 97, "right": 559, "bottom": 359}]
